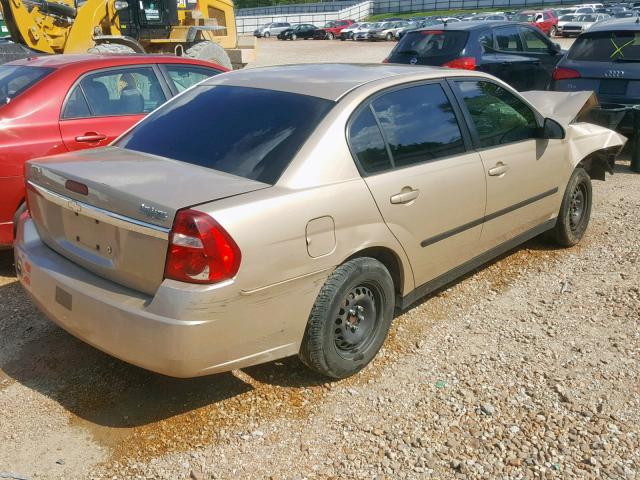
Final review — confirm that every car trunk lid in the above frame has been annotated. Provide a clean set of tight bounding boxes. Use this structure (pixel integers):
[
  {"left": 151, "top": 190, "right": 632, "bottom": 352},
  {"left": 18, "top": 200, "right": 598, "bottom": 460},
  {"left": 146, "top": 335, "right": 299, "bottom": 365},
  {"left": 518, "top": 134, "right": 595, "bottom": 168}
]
[{"left": 25, "top": 146, "right": 269, "bottom": 295}]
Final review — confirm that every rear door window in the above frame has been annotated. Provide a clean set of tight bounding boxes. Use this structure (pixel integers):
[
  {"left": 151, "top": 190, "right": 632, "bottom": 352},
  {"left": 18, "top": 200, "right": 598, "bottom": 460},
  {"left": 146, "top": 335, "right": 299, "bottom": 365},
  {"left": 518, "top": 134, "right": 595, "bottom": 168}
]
[
  {"left": 494, "top": 25, "right": 524, "bottom": 52},
  {"left": 117, "top": 85, "right": 334, "bottom": 184},
  {"left": 369, "top": 83, "right": 466, "bottom": 168},
  {"left": 74, "top": 67, "right": 166, "bottom": 117},
  {"left": 454, "top": 80, "right": 538, "bottom": 148},
  {"left": 568, "top": 31, "right": 640, "bottom": 61}
]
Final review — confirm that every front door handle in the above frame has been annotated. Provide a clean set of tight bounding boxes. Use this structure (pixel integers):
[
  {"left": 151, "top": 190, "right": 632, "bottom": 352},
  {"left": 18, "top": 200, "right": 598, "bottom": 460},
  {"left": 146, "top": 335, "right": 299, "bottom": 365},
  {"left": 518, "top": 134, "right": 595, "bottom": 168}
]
[
  {"left": 488, "top": 162, "right": 509, "bottom": 176},
  {"left": 76, "top": 133, "right": 107, "bottom": 143},
  {"left": 390, "top": 188, "right": 420, "bottom": 204}
]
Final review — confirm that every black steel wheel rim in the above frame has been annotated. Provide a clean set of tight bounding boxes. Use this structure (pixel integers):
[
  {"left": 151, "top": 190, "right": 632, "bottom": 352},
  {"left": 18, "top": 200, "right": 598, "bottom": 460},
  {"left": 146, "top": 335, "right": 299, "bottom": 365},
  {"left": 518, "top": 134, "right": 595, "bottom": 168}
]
[
  {"left": 569, "top": 182, "right": 587, "bottom": 232},
  {"left": 333, "top": 284, "right": 380, "bottom": 359}
]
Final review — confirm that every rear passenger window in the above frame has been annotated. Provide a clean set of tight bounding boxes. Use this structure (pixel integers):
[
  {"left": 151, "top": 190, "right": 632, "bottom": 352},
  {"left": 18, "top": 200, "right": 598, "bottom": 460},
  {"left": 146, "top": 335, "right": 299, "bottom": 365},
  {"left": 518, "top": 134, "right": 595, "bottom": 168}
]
[
  {"left": 454, "top": 80, "right": 538, "bottom": 148},
  {"left": 371, "top": 83, "right": 465, "bottom": 167},
  {"left": 478, "top": 31, "right": 494, "bottom": 51},
  {"left": 348, "top": 107, "right": 392, "bottom": 174},
  {"left": 495, "top": 26, "right": 523, "bottom": 51},
  {"left": 77, "top": 67, "right": 165, "bottom": 117}
]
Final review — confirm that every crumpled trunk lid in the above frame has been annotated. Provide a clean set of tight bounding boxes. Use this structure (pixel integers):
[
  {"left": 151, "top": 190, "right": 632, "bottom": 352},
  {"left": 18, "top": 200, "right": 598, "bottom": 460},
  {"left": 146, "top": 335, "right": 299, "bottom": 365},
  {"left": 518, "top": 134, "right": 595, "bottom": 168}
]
[{"left": 26, "top": 146, "right": 269, "bottom": 295}]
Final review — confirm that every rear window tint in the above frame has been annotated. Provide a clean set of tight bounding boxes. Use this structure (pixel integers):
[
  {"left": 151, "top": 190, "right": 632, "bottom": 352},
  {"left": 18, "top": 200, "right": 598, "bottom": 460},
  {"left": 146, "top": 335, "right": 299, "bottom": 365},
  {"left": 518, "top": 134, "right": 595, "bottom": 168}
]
[
  {"left": 394, "top": 30, "right": 468, "bottom": 57},
  {"left": 117, "top": 85, "right": 334, "bottom": 185},
  {"left": 0, "top": 65, "right": 52, "bottom": 103},
  {"left": 568, "top": 31, "right": 640, "bottom": 61}
]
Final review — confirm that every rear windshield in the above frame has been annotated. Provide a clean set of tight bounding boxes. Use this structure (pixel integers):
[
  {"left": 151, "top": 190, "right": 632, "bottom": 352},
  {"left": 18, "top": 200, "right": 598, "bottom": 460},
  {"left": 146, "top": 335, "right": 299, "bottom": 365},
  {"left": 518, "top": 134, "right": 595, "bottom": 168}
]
[
  {"left": 394, "top": 30, "right": 468, "bottom": 57},
  {"left": 0, "top": 65, "right": 52, "bottom": 103},
  {"left": 568, "top": 31, "right": 640, "bottom": 62},
  {"left": 117, "top": 85, "right": 334, "bottom": 185}
]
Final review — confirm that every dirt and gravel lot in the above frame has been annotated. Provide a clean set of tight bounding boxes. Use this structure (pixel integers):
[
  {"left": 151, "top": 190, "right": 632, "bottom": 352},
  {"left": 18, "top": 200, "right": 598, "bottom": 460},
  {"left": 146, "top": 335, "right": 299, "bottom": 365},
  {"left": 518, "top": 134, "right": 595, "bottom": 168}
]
[{"left": 1, "top": 38, "right": 638, "bottom": 480}]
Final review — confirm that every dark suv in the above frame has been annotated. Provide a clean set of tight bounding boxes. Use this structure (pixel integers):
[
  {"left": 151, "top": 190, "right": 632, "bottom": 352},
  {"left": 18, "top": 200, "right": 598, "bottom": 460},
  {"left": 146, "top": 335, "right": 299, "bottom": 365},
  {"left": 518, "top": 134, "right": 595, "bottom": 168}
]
[
  {"left": 385, "top": 21, "right": 564, "bottom": 91},
  {"left": 551, "top": 17, "right": 640, "bottom": 133}
]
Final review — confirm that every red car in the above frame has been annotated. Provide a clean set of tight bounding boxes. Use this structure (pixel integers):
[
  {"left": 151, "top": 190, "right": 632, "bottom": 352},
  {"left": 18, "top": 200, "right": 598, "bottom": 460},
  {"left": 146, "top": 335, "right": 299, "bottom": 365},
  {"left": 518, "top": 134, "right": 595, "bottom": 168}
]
[
  {"left": 0, "top": 54, "right": 226, "bottom": 248},
  {"left": 313, "top": 19, "right": 355, "bottom": 40},
  {"left": 512, "top": 10, "right": 559, "bottom": 36}
]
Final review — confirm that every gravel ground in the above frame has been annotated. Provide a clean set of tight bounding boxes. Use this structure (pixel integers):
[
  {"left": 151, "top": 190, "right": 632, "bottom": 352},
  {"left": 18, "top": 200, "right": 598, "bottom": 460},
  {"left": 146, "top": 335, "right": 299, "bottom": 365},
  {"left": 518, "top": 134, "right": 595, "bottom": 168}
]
[{"left": 1, "top": 38, "right": 638, "bottom": 480}]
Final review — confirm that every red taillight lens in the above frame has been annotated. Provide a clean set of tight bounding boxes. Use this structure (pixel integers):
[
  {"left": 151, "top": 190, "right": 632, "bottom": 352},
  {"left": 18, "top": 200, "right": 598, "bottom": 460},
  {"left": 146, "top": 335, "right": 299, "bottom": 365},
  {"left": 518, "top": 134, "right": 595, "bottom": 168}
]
[
  {"left": 421, "top": 30, "right": 444, "bottom": 35},
  {"left": 552, "top": 67, "right": 580, "bottom": 81},
  {"left": 443, "top": 56, "right": 476, "bottom": 70},
  {"left": 382, "top": 57, "right": 389, "bottom": 63},
  {"left": 164, "top": 209, "right": 241, "bottom": 284}
]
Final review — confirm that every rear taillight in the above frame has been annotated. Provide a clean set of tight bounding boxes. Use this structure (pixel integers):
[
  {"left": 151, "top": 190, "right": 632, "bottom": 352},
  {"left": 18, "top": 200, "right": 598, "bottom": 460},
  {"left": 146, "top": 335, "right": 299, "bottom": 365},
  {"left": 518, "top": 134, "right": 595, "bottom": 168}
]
[
  {"left": 552, "top": 67, "right": 580, "bottom": 81},
  {"left": 382, "top": 57, "right": 389, "bottom": 63},
  {"left": 164, "top": 209, "right": 241, "bottom": 284},
  {"left": 443, "top": 57, "right": 476, "bottom": 70}
]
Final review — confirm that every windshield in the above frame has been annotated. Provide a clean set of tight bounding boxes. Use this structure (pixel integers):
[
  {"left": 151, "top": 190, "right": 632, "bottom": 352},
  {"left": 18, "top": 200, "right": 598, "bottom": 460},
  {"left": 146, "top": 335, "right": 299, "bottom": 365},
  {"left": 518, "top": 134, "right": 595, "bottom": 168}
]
[
  {"left": 568, "top": 31, "right": 640, "bottom": 61},
  {"left": 512, "top": 13, "right": 536, "bottom": 22},
  {"left": 117, "top": 86, "right": 334, "bottom": 185},
  {"left": 575, "top": 14, "right": 597, "bottom": 21},
  {"left": 560, "top": 14, "right": 576, "bottom": 20},
  {"left": 394, "top": 30, "right": 469, "bottom": 56},
  {"left": 0, "top": 66, "right": 53, "bottom": 104},
  {"left": 324, "top": 21, "right": 336, "bottom": 27}
]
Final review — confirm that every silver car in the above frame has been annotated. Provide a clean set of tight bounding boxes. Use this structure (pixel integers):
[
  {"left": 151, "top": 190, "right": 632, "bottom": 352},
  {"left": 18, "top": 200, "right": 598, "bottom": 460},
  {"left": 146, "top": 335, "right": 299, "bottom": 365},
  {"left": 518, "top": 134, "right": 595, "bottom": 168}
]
[
  {"left": 560, "top": 13, "right": 609, "bottom": 36},
  {"left": 15, "top": 64, "right": 625, "bottom": 379},
  {"left": 370, "top": 21, "right": 410, "bottom": 41},
  {"left": 353, "top": 22, "right": 380, "bottom": 40},
  {"left": 253, "top": 22, "right": 291, "bottom": 38}
]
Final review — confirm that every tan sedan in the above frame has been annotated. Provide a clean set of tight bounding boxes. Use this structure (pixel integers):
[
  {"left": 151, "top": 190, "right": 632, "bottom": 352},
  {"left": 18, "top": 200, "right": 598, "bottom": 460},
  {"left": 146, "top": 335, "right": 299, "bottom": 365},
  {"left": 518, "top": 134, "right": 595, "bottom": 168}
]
[{"left": 15, "top": 64, "right": 625, "bottom": 379}]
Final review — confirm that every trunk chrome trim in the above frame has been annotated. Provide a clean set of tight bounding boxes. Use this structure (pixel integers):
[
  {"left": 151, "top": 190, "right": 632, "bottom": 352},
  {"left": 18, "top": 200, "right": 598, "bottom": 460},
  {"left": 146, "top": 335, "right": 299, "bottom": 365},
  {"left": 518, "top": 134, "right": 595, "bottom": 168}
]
[{"left": 27, "top": 181, "right": 170, "bottom": 240}]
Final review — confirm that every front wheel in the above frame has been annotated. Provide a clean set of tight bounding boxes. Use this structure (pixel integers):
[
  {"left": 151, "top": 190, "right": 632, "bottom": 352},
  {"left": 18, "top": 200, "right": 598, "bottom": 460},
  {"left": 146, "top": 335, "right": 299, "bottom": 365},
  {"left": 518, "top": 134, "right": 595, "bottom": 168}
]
[
  {"left": 549, "top": 26, "right": 558, "bottom": 37},
  {"left": 548, "top": 168, "right": 592, "bottom": 247},
  {"left": 291, "top": 34, "right": 297, "bottom": 40},
  {"left": 299, "top": 257, "right": 395, "bottom": 379},
  {"left": 263, "top": 31, "right": 270, "bottom": 38},
  {"left": 184, "top": 41, "right": 232, "bottom": 70},
  {"left": 386, "top": 32, "right": 393, "bottom": 41},
  {"left": 326, "top": 32, "right": 334, "bottom": 40}
]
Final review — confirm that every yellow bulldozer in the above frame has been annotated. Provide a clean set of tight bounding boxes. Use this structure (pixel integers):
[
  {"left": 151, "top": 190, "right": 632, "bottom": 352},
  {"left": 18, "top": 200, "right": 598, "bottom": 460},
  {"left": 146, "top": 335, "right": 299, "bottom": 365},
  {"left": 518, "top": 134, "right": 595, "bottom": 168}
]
[{"left": 0, "top": 0, "right": 255, "bottom": 68}]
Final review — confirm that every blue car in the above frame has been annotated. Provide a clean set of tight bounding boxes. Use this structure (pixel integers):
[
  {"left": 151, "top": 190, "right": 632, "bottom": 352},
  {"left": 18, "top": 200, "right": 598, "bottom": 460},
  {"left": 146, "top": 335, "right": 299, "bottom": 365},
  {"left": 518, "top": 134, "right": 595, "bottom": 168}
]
[{"left": 551, "top": 17, "right": 640, "bottom": 132}]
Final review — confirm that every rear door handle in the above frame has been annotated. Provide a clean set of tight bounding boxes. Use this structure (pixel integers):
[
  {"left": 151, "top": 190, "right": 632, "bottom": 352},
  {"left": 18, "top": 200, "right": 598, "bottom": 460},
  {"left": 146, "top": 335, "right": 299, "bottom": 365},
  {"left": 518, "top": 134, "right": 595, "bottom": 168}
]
[
  {"left": 390, "top": 188, "right": 420, "bottom": 204},
  {"left": 488, "top": 162, "right": 509, "bottom": 176},
  {"left": 76, "top": 133, "right": 107, "bottom": 143}
]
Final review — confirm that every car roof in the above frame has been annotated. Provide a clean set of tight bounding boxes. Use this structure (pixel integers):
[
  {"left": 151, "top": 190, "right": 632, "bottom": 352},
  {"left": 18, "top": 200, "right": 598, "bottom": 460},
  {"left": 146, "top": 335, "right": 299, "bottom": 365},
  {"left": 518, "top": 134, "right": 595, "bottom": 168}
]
[
  {"left": 4, "top": 53, "right": 218, "bottom": 69},
  {"left": 587, "top": 16, "right": 640, "bottom": 31},
  {"left": 204, "top": 63, "right": 459, "bottom": 101}
]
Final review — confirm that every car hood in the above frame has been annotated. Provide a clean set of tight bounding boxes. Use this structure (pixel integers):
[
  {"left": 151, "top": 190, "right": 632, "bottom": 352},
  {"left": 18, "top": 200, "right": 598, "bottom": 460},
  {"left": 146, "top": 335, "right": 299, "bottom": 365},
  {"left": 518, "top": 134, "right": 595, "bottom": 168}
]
[{"left": 521, "top": 90, "right": 601, "bottom": 125}]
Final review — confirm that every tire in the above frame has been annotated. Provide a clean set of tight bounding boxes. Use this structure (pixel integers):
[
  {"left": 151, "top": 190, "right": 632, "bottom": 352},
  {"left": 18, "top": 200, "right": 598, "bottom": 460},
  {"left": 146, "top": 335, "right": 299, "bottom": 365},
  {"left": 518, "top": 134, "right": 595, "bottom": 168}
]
[
  {"left": 548, "top": 168, "right": 592, "bottom": 247},
  {"left": 299, "top": 257, "right": 395, "bottom": 379},
  {"left": 263, "top": 31, "right": 270, "bottom": 38},
  {"left": 327, "top": 32, "right": 334, "bottom": 40},
  {"left": 291, "top": 34, "right": 297, "bottom": 40},
  {"left": 184, "top": 41, "right": 232, "bottom": 70},
  {"left": 386, "top": 32, "right": 393, "bottom": 41},
  {"left": 549, "top": 26, "right": 558, "bottom": 37},
  {"left": 13, "top": 202, "right": 26, "bottom": 237},
  {"left": 87, "top": 43, "right": 137, "bottom": 54}
]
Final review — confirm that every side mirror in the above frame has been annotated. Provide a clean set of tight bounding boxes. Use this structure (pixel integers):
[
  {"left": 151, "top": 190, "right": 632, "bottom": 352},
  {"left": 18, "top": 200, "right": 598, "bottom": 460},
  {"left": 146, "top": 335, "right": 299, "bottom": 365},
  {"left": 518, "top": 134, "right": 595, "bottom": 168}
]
[{"left": 539, "top": 118, "right": 565, "bottom": 140}]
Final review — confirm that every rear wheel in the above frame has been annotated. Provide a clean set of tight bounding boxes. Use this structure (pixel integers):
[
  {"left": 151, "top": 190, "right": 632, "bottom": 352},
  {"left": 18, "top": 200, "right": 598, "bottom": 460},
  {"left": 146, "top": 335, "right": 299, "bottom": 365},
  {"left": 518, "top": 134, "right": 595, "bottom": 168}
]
[
  {"left": 386, "top": 32, "right": 393, "bottom": 40},
  {"left": 550, "top": 25, "right": 558, "bottom": 37},
  {"left": 184, "top": 41, "right": 232, "bottom": 70},
  {"left": 548, "top": 167, "right": 592, "bottom": 247},
  {"left": 87, "top": 43, "right": 136, "bottom": 54},
  {"left": 263, "top": 31, "right": 270, "bottom": 38},
  {"left": 299, "top": 257, "right": 394, "bottom": 379},
  {"left": 326, "top": 32, "right": 334, "bottom": 40},
  {"left": 291, "top": 34, "right": 297, "bottom": 40}
]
